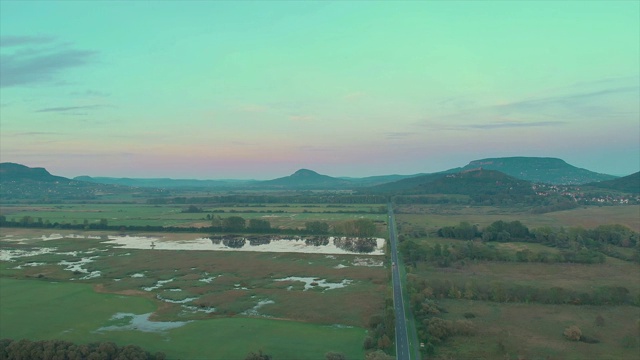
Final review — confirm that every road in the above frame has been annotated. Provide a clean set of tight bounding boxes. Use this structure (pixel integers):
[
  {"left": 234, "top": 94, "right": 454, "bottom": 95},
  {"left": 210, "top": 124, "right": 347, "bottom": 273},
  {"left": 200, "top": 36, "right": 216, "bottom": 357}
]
[{"left": 388, "top": 204, "right": 411, "bottom": 360}]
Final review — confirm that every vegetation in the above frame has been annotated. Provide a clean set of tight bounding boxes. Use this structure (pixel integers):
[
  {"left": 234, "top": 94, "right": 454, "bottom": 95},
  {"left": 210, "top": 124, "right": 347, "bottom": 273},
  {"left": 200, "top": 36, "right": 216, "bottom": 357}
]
[
  {"left": 395, "top": 204, "right": 640, "bottom": 359},
  {"left": 0, "top": 338, "right": 166, "bottom": 360}
]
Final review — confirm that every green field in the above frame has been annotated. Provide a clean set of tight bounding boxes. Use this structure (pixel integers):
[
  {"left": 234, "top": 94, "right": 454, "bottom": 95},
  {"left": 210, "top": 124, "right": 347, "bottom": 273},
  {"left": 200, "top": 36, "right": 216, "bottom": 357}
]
[
  {"left": 0, "top": 203, "right": 387, "bottom": 229},
  {"left": 0, "top": 278, "right": 368, "bottom": 359},
  {"left": 396, "top": 204, "right": 640, "bottom": 232}
]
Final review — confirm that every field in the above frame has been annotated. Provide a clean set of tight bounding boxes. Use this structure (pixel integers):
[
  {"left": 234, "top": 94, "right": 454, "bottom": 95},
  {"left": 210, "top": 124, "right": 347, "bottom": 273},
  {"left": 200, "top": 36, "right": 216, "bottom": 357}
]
[
  {"left": 0, "top": 228, "right": 389, "bottom": 359},
  {"left": 396, "top": 204, "right": 640, "bottom": 232},
  {"left": 0, "top": 203, "right": 387, "bottom": 229},
  {"left": 395, "top": 204, "right": 640, "bottom": 360},
  {"left": 432, "top": 300, "right": 639, "bottom": 360}
]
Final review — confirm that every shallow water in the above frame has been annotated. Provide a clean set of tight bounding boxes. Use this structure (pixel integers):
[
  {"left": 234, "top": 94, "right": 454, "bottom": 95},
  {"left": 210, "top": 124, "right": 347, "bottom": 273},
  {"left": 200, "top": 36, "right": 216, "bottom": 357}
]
[
  {"left": 275, "top": 276, "right": 352, "bottom": 291},
  {"left": 95, "top": 312, "right": 190, "bottom": 333},
  {"left": 103, "top": 235, "right": 385, "bottom": 255}
]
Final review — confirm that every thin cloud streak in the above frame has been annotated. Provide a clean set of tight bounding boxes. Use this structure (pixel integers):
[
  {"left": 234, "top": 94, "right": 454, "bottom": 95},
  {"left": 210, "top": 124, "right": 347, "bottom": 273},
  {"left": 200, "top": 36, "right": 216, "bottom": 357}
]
[
  {"left": 0, "top": 36, "right": 97, "bottom": 87},
  {"left": 35, "top": 105, "right": 106, "bottom": 113},
  {"left": 467, "top": 121, "right": 566, "bottom": 130},
  {"left": 0, "top": 35, "right": 55, "bottom": 47},
  {"left": 419, "top": 82, "right": 639, "bottom": 130}
]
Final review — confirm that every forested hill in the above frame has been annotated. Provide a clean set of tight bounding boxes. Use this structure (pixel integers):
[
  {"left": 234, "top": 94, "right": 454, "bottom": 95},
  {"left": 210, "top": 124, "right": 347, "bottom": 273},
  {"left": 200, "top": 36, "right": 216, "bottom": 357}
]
[
  {"left": 369, "top": 169, "right": 534, "bottom": 197},
  {"left": 416, "top": 169, "right": 535, "bottom": 196},
  {"left": 0, "top": 162, "right": 68, "bottom": 182},
  {"left": 0, "top": 163, "right": 162, "bottom": 202},
  {"left": 257, "top": 169, "right": 352, "bottom": 189},
  {"left": 587, "top": 172, "right": 640, "bottom": 194},
  {"left": 457, "top": 157, "right": 616, "bottom": 185}
]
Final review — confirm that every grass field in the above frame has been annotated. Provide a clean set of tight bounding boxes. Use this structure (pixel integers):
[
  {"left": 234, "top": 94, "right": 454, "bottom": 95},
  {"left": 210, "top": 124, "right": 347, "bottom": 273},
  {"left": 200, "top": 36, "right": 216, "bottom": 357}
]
[
  {"left": 0, "top": 278, "right": 368, "bottom": 359},
  {"left": 432, "top": 300, "right": 640, "bottom": 360},
  {"left": 396, "top": 204, "right": 640, "bottom": 232},
  {"left": 0, "top": 203, "right": 387, "bottom": 229},
  {"left": 0, "top": 232, "right": 389, "bottom": 359}
]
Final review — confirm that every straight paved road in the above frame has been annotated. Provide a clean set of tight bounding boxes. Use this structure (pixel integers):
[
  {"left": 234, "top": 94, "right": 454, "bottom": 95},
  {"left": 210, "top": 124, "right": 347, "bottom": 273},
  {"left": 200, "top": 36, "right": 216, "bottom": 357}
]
[{"left": 388, "top": 204, "right": 411, "bottom": 360}]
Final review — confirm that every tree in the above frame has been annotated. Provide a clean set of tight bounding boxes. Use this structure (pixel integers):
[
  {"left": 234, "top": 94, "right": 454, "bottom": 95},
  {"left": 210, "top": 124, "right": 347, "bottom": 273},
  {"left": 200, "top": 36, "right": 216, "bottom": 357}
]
[
  {"left": 245, "top": 350, "right": 272, "bottom": 360},
  {"left": 183, "top": 205, "right": 203, "bottom": 213},
  {"left": 248, "top": 218, "right": 271, "bottom": 231},
  {"left": 306, "top": 221, "right": 330, "bottom": 234},
  {"left": 223, "top": 216, "right": 245, "bottom": 231},
  {"left": 325, "top": 351, "right": 347, "bottom": 360},
  {"left": 453, "top": 222, "right": 478, "bottom": 240},
  {"left": 365, "top": 350, "right": 395, "bottom": 360}
]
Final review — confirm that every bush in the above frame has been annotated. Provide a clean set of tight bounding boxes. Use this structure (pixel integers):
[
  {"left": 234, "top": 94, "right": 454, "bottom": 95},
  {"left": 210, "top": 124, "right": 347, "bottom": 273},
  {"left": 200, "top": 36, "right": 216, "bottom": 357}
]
[{"left": 563, "top": 325, "right": 582, "bottom": 341}]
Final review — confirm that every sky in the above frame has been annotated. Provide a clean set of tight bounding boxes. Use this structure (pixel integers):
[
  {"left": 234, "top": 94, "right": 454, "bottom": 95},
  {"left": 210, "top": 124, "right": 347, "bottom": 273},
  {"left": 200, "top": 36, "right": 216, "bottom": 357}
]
[{"left": 1, "top": 1, "right": 639, "bottom": 180}]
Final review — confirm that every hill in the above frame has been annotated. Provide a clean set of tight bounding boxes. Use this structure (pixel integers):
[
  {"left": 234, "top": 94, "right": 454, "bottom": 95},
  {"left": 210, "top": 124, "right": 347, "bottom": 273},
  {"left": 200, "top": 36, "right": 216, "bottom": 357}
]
[
  {"left": 458, "top": 157, "right": 615, "bottom": 185},
  {"left": 0, "top": 163, "right": 158, "bottom": 202},
  {"left": 587, "top": 172, "right": 640, "bottom": 194},
  {"left": 0, "top": 162, "right": 68, "bottom": 182},
  {"left": 257, "top": 169, "right": 352, "bottom": 189},
  {"left": 416, "top": 169, "right": 536, "bottom": 196},
  {"left": 369, "top": 172, "right": 449, "bottom": 193}
]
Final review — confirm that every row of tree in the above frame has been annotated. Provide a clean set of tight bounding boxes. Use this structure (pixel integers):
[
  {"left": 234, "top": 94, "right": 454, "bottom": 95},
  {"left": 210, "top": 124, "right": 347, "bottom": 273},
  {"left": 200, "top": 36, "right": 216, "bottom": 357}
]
[
  {"left": 438, "top": 220, "right": 638, "bottom": 248},
  {"left": 399, "top": 239, "right": 605, "bottom": 267},
  {"left": 0, "top": 215, "right": 380, "bottom": 238},
  {"left": 148, "top": 194, "right": 388, "bottom": 205},
  {"left": 435, "top": 220, "right": 639, "bottom": 262},
  {"left": 0, "top": 339, "right": 165, "bottom": 360},
  {"left": 407, "top": 276, "right": 636, "bottom": 306}
]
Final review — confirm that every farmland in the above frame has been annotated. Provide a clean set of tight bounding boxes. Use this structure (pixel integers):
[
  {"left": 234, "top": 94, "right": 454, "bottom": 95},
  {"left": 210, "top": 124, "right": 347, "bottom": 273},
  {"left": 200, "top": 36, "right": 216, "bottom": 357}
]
[{"left": 395, "top": 203, "right": 640, "bottom": 359}]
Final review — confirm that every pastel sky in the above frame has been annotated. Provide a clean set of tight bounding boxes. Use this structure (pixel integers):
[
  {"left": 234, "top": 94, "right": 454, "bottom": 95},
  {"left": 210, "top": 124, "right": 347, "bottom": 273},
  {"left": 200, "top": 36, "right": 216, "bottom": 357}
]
[{"left": 1, "top": 1, "right": 638, "bottom": 179}]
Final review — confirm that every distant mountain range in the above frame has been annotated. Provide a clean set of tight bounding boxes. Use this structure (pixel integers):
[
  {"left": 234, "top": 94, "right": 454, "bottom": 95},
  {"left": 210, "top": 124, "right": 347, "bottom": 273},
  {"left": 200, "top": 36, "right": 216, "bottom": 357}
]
[
  {"left": 1, "top": 157, "right": 636, "bottom": 200},
  {"left": 74, "top": 176, "right": 257, "bottom": 189},
  {"left": 75, "top": 169, "right": 426, "bottom": 190}
]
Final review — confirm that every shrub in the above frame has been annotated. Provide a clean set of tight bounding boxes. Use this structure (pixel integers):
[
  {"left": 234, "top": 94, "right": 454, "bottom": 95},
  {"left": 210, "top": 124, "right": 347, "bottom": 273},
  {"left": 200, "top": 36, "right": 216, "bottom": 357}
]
[{"left": 563, "top": 325, "right": 582, "bottom": 341}]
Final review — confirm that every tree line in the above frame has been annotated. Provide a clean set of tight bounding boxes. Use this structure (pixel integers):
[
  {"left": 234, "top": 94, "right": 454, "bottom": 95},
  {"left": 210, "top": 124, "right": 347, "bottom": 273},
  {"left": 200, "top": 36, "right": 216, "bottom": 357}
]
[
  {"left": 147, "top": 194, "right": 388, "bottom": 205},
  {"left": 0, "top": 215, "right": 380, "bottom": 237},
  {"left": 433, "top": 220, "right": 639, "bottom": 262},
  {"left": 0, "top": 339, "right": 165, "bottom": 360}
]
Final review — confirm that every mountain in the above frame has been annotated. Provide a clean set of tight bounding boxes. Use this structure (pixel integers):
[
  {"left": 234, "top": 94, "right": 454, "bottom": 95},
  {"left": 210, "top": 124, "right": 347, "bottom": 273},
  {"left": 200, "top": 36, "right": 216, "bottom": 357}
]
[
  {"left": 416, "top": 169, "right": 536, "bottom": 196},
  {"left": 373, "top": 168, "right": 535, "bottom": 196},
  {"left": 257, "top": 169, "right": 352, "bottom": 189},
  {"left": 587, "top": 172, "right": 640, "bottom": 194},
  {"left": 0, "top": 163, "right": 155, "bottom": 201},
  {"left": 0, "top": 162, "right": 68, "bottom": 182},
  {"left": 457, "top": 157, "right": 616, "bottom": 185}
]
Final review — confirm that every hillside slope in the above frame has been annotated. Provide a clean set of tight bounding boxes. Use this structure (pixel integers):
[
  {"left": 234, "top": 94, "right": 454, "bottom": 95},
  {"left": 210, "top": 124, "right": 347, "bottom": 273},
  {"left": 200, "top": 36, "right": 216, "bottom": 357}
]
[
  {"left": 587, "top": 172, "right": 640, "bottom": 194},
  {"left": 459, "top": 157, "right": 615, "bottom": 185},
  {"left": 258, "top": 169, "right": 352, "bottom": 189}
]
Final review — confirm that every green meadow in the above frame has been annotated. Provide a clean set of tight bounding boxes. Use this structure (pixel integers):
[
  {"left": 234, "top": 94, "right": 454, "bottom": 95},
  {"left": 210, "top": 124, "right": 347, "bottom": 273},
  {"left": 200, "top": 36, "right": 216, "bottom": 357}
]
[{"left": 0, "top": 278, "right": 367, "bottom": 359}]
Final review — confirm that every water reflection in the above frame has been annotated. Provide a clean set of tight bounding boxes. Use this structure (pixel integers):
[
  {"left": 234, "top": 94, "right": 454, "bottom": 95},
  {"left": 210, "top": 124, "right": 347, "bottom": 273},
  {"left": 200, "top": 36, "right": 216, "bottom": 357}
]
[{"left": 209, "top": 235, "right": 379, "bottom": 254}]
